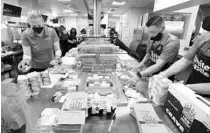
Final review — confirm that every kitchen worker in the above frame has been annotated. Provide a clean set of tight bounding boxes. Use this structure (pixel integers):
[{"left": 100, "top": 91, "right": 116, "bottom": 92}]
[
  {"left": 129, "top": 26, "right": 149, "bottom": 61},
  {"left": 132, "top": 15, "right": 180, "bottom": 81},
  {"left": 18, "top": 10, "right": 61, "bottom": 72},
  {"left": 109, "top": 28, "right": 131, "bottom": 54},
  {"left": 156, "top": 15, "right": 210, "bottom": 96}
]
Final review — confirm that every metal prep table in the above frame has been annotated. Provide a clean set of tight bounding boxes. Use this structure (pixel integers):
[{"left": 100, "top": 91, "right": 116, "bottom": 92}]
[{"left": 27, "top": 70, "right": 180, "bottom": 133}]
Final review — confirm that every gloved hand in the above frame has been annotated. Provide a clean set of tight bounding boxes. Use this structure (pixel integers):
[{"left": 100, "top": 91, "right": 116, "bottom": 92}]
[
  {"left": 18, "top": 59, "right": 31, "bottom": 73},
  {"left": 50, "top": 57, "right": 62, "bottom": 66},
  {"left": 52, "top": 92, "right": 63, "bottom": 103},
  {"left": 133, "top": 62, "right": 144, "bottom": 72},
  {"left": 127, "top": 76, "right": 139, "bottom": 88},
  {"left": 73, "top": 40, "right": 77, "bottom": 43},
  {"left": 135, "top": 79, "right": 148, "bottom": 93}
]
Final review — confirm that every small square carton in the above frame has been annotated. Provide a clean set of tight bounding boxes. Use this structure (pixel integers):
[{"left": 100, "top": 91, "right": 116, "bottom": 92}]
[{"left": 133, "top": 103, "right": 169, "bottom": 133}]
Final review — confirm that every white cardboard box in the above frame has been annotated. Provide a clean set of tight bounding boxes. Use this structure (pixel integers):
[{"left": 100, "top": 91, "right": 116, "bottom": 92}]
[
  {"left": 133, "top": 103, "right": 169, "bottom": 133},
  {"left": 164, "top": 83, "right": 210, "bottom": 133}
]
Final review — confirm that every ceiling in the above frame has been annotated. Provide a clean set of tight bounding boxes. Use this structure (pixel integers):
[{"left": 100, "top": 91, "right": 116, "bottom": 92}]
[
  {"left": 36, "top": 0, "right": 154, "bottom": 17},
  {"left": 113, "top": 0, "right": 154, "bottom": 14}
]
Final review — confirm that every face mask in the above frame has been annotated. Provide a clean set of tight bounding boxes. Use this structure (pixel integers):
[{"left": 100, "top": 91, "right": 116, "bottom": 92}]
[
  {"left": 33, "top": 26, "right": 44, "bottom": 34},
  {"left": 150, "top": 32, "right": 163, "bottom": 41},
  {"left": 202, "top": 16, "right": 210, "bottom": 32}
]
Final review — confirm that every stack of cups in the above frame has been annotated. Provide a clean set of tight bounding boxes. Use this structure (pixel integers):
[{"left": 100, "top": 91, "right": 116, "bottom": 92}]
[
  {"left": 17, "top": 75, "right": 31, "bottom": 99},
  {"left": 40, "top": 71, "right": 51, "bottom": 86},
  {"left": 27, "top": 72, "right": 41, "bottom": 97}
]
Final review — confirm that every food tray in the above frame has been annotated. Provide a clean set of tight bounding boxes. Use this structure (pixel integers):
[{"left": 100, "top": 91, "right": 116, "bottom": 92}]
[{"left": 85, "top": 73, "right": 116, "bottom": 95}]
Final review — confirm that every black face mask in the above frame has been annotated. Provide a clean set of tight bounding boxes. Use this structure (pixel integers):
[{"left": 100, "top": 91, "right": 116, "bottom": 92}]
[
  {"left": 202, "top": 16, "right": 210, "bottom": 32},
  {"left": 150, "top": 32, "right": 163, "bottom": 42},
  {"left": 33, "top": 26, "right": 44, "bottom": 34},
  {"left": 71, "top": 32, "right": 76, "bottom": 36}
]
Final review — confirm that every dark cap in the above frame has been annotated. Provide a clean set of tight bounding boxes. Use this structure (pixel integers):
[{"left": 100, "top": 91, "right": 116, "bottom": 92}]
[
  {"left": 146, "top": 15, "right": 164, "bottom": 27},
  {"left": 202, "top": 14, "right": 210, "bottom": 31}
]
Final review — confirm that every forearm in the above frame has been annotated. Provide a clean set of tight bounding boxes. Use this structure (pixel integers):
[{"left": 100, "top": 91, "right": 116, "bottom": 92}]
[
  {"left": 187, "top": 83, "right": 210, "bottom": 95},
  {"left": 141, "top": 63, "right": 163, "bottom": 77},
  {"left": 141, "top": 54, "right": 150, "bottom": 65},
  {"left": 54, "top": 41, "right": 62, "bottom": 58},
  {"left": 55, "top": 50, "right": 61, "bottom": 57},
  {"left": 163, "top": 57, "right": 192, "bottom": 77},
  {"left": 68, "top": 40, "right": 73, "bottom": 44},
  {"left": 22, "top": 45, "right": 31, "bottom": 61},
  {"left": 23, "top": 55, "right": 31, "bottom": 60}
]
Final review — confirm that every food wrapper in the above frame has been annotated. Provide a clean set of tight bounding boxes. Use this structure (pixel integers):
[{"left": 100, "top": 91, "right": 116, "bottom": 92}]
[
  {"left": 1, "top": 83, "right": 32, "bottom": 132},
  {"left": 148, "top": 75, "right": 172, "bottom": 105},
  {"left": 17, "top": 75, "right": 29, "bottom": 85}
]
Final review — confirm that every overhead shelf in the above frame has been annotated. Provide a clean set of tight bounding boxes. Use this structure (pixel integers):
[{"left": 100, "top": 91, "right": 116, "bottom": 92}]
[
  {"left": 1, "top": 64, "right": 12, "bottom": 74},
  {"left": 7, "top": 24, "right": 27, "bottom": 28}
]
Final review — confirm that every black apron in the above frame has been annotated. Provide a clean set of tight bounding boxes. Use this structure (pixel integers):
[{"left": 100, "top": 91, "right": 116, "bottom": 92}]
[
  {"left": 149, "top": 42, "right": 175, "bottom": 81},
  {"left": 186, "top": 41, "right": 210, "bottom": 84}
]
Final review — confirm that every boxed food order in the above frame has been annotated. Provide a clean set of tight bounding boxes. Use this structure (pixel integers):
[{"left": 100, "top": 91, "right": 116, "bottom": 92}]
[{"left": 164, "top": 83, "right": 210, "bottom": 133}]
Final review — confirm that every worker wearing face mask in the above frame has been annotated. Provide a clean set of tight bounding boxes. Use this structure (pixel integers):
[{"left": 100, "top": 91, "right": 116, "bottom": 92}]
[
  {"left": 156, "top": 15, "right": 210, "bottom": 96},
  {"left": 18, "top": 10, "right": 61, "bottom": 73},
  {"left": 131, "top": 15, "right": 180, "bottom": 83},
  {"left": 68, "top": 28, "right": 78, "bottom": 50}
]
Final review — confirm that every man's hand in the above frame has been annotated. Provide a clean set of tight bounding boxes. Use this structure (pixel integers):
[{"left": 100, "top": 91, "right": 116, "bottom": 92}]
[
  {"left": 136, "top": 80, "right": 148, "bottom": 93},
  {"left": 50, "top": 57, "right": 62, "bottom": 66},
  {"left": 127, "top": 76, "right": 139, "bottom": 87},
  {"left": 133, "top": 62, "right": 144, "bottom": 72},
  {"left": 18, "top": 59, "right": 31, "bottom": 72},
  {"left": 56, "top": 57, "right": 62, "bottom": 64},
  {"left": 73, "top": 40, "right": 77, "bottom": 43}
]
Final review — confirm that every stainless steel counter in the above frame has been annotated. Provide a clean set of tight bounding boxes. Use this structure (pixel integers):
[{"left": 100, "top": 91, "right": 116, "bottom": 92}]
[{"left": 27, "top": 69, "right": 180, "bottom": 133}]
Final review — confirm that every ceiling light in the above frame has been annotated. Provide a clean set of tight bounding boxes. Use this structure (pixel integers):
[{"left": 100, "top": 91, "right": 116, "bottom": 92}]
[
  {"left": 52, "top": 13, "right": 58, "bottom": 17},
  {"left": 69, "top": 13, "right": 78, "bottom": 16},
  {"left": 113, "top": 14, "right": 120, "bottom": 17},
  {"left": 63, "top": 10, "right": 73, "bottom": 13},
  {"left": 112, "top": 1, "right": 126, "bottom": 6},
  {"left": 58, "top": 0, "right": 71, "bottom": 1},
  {"left": 44, "top": 13, "right": 52, "bottom": 16}
]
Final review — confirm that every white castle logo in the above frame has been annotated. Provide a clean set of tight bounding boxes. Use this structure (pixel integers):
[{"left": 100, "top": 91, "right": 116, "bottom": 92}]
[
  {"left": 193, "top": 55, "right": 210, "bottom": 77},
  {"left": 142, "top": 115, "right": 158, "bottom": 124},
  {"left": 182, "top": 104, "right": 196, "bottom": 122}
]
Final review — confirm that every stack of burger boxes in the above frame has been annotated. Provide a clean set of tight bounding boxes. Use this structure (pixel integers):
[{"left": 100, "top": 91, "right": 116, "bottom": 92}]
[{"left": 164, "top": 83, "right": 210, "bottom": 133}]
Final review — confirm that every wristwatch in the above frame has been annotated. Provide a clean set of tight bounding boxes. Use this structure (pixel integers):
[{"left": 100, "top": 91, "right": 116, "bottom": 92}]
[{"left": 137, "top": 72, "right": 142, "bottom": 78}]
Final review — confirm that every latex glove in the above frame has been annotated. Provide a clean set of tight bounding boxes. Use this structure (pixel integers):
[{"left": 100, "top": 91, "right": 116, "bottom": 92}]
[
  {"left": 135, "top": 80, "right": 148, "bottom": 93},
  {"left": 18, "top": 59, "right": 31, "bottom": 72},
  {"left": 50, "top": 57, "right": 62, "bottom": 66},
  {"left": 73, "top": 40, "right": 77, "bottom": 43},
  {"left": 55, "top": 56, "right": 62, "bottom": 64},
  {"left": 52, "top": 92, "right": 63, "bottom": 103},
  {"left": 127, "top": 76, "right": 139, "bottom": 88},
  {"left": 133, "top": 62, "right": 144, "bottom": 72}
]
